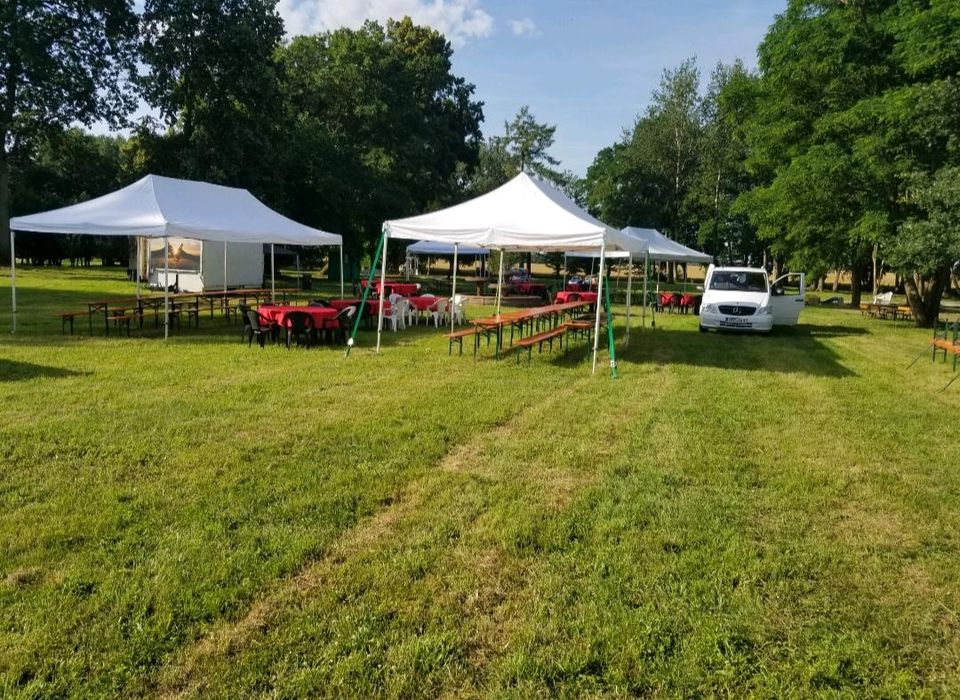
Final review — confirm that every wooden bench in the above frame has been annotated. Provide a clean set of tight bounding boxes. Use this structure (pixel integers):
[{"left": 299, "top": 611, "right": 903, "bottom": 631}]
[
  {"left": 56, "top": 311, "right": 87, "bottom": 335},
  {"left": 446, "top": 327, "right": 478, "bottom": 356},
  {"left": 565, "top": 319, "right": 595, "bottom": 344},
  {"left": 512, "top": 325, "right": 567, "bottom": 364},
  {"left": 110, "top": 313, "right": 135, "bottom": 337},
  {"left": 933, "top": 321, "right": 960, "bottom": 371}
]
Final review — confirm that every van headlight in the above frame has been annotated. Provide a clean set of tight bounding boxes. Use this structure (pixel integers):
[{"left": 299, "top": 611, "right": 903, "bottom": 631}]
[
  {"left": 758, "top": 305, "right": 773, "bottom": 316},
  {"left": 701, "top": 303, "right": 718, "bottom": 314}
]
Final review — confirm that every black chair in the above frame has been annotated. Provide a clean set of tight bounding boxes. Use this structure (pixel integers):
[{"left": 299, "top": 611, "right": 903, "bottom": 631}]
[
  {"left": 308, "top": 298, "right": 330, "bottom": 307},
  {"left": 238, "top": 303, "right": 253, "bottom": 343},
  {"left": 246, "top": 310, "right": 274, "bottom": 348},
  {"left": 330, "top": 306, "right": 356, "bottom": 344},
  {"left": 284, "top": 311, "right": 313, "bottom": 349}
]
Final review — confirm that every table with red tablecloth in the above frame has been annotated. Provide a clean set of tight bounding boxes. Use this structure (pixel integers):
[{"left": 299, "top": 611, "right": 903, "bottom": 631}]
[
  {"left": 512, "top": 282, "right": 547, "bottom": 296},
  {"left": 329, "top": 298, "right": 392, "bottom": 314},
  {"left": 554, "top": 291, "right": 598, "bottom": 304},
  {"left": 565, "top": 282, "right": 595, "bottom": 292},
  {"left": 257, "top": 305, "right": 340, "bottom": 329},
  {"left": 360, "top": 280, "right": 420, "bottom": 296}
]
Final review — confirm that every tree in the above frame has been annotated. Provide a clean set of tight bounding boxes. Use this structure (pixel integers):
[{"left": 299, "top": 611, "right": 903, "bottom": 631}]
[
  {"left": 0, "top": 0, "right": 138, "bottom": 258},
  {"left": 888, "top": 168, "right": 960, "bottom": 325},
  {"left": 276, "top": 18, "right": 483, "bottom": 262},
  {"left": 136, "top": 0, "right": 286, "bottom": 199},
  {"left": 691, "top": 61, "right": 761, "bottom": 264},
  {"left": 734, "top": 0, "right": 900, "bottom": 305}
]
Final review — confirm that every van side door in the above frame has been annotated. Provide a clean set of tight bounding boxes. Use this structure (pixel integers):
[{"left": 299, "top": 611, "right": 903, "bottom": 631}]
[{"left": 770, "top": 273, "right": 806, "bottom": 326}]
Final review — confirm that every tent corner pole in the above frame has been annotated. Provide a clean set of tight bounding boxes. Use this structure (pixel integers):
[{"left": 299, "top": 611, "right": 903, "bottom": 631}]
[
  {"left": 163, "top": 236, "right": 169, "bottom": 341},
  {"left": 223, "top": 241, "right": 228, "bottom": 302},
  {"left": 625, "top": 253, "right": 633, "bottom": 344},
  {"left": 642, "top": 251, "right": 649, "bottom": 330},
  {"left": 270, "top": 243, "right": 275, "bottom": 298},
  {"left": 495, "top": 249, "right": 504, "bottom": 316},
  {"left": 339, "top": 245, "right": 344, "bottom": 298},
  {"left": 9, "top": 230, "right": 16, "bottom": 333},
  {"left": 591, "top": 242, "right": 606, "bottom": 375},
  {"left": 375, "top": 233, "right": 388, "bottom": 353},
  {"left": 450, "top": 243, "right": 459, "bottom": 334},
  {"left": 135, "top": 237, "right": 141, "bottom": 302}
]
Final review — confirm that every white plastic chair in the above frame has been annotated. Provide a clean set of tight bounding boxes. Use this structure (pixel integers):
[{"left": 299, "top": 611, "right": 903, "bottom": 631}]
[
  {"left": 383, "top": 299, "right": 409, "bottom": 332},
  {"left": 430, "top": 298, "right": 449, "bottom": 327},
  {"left": 450, "top": 294, "right": 466, "bottom": 325}
]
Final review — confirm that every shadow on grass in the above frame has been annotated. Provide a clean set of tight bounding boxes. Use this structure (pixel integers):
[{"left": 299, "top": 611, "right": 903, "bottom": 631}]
[
  {"left": 0, "top": 359, "right": 87, "bottom": 381},
  {"left": 550, "top": 323, "right": 860, "bottom": 378}
]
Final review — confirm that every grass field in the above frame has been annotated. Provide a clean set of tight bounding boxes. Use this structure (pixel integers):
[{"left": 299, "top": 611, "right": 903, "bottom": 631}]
[{"left": 2, "top": 266, "right": 960, "bottom": 698}]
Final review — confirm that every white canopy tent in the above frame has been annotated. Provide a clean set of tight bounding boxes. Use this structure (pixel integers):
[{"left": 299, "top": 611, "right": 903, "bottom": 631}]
[
  {"left": 565, "top": 226, "right": 713, "bottom": 330},
  {"left": 405, "top": 240, "right": 490, "bottom": 256},
  {"left": 362, "top": 173, "right": 648, "bottom": 374},
  {"left": 8, "top": 174, "right": 343, "bottom": 338}
]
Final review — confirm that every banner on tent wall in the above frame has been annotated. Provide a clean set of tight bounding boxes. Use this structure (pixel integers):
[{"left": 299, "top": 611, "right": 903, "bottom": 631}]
[{"left": 149, "top": 237, "right": 201, "bottom": 272}]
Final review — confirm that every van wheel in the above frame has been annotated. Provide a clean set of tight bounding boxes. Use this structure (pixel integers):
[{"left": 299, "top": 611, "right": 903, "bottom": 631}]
[{"left": 699, "top": 324, "right": 707, "bottom": 333}]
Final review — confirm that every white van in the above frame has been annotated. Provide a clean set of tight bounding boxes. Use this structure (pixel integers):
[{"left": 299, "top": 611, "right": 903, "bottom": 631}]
[{"left": 699, "top": 265, "right": 805, "bottom": 333}]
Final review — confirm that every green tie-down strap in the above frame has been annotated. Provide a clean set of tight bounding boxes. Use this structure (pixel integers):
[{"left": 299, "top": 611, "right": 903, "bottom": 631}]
[
  {"left": 605, "top": 272, "right": 618, "bottom": 378},
  {"left": 345, "top": 229, "right": 385, "bottom": 357}
]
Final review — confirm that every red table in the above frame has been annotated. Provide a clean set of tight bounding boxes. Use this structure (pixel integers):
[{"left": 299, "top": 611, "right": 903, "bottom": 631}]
[
  {"left": 330, "top": 298, "right": 392, "bottom": 313},
  {"left": 407, "top": 296, "right": 440, "bottom": 311},
  {"left": 513, "top": 282, "right": 546, "bottom": 296},
  {"left": 565, "top": 282, "right": 595, "bottom": 292},
  {"left": 360, "top": 280, "right": 420, "bottom": 296},
  {"left": 554, "top": 291, "right": 598, "bottom": 304},
  {"left": 257, "top": 305, "right": 339, "bottom": 328}
]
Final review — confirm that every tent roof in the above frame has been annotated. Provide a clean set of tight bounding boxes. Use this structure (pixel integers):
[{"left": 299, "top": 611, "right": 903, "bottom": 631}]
[
  {"left": 406, "top": 240, "right": 489, "bottom": 256},
  {"left": 385, "top": 172, "right": 646, "bottom": 254},
  {"left": 566, "top": 227, "right": 712, "bottom": 264},
  {"left": 9, "top": 174, "right": 342, "bottom": 247}
]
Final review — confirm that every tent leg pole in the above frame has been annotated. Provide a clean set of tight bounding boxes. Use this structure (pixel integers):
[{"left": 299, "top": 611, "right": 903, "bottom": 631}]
[
  {"left": 592, "top": 243, "right": 606, "bottom": 375},
  {"left": 339, "top": 246, "right": 344, "bottom": 298},
  {"left": 450, "top": 243, "right": 459, "bottom": 334},
  {"left": 223, "top": 241, "right": 228, "bottom": 306},
  {"left": 270, "top": 243, "right": 275, "bottom": 298},
  {"left": 563, "top": 253, "right": 567, "bottom": 290},
  {"left": 626, "top": 253, "right": 633, "bottom": 344},
  {"left": 495, "top": 249, "right": 504, "bottom": 316},
  {"left": 376, "top": 233, "right": 388, "bottom": 353},
  {"left": 163, "top": 236, "right": 169, "bottom": 341},
  {"left": 346, "top": 230, "right": 385, "bottom": 357},
  {"left": 644, "top": 252, "right": 649, "bottom": 330},
  {"left": 135, "top": 237, "right": 141, "bottom": 302},
  {"left": 10, "top": 230, "right": 16, "bottom": 333}
]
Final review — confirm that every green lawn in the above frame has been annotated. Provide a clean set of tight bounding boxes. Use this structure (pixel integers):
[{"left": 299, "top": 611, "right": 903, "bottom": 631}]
[{"left": 1, "top": 266, "right": 959, "bottom": 698}]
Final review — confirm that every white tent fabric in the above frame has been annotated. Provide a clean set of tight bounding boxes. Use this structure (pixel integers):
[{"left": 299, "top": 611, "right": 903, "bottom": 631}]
[
  {"left": 406, "top": 240, "right": 489, "bottom": 255},
  {"left": 566, "top": 227, "right": 712, "bottom": 264},
  {"left": 10, "top": 174, "right": 342, "bottom": 246},
  {"left": 370, "top": 173, "right": 648, "bottom": 375},
  {"left": 385, "top": 172, "right": 647, "bottom": 255}
]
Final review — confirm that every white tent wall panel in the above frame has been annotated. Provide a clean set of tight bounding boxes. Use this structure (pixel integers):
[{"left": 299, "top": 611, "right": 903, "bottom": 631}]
[{"left": 144, "top": 238, "right": 264, "bottom": 291}]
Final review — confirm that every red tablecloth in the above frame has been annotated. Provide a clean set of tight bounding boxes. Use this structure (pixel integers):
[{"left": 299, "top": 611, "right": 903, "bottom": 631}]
[
  {"left": 513, "top": 282, "right": 546, "bottom": 295},
  {"left": 257, "top": 305, "right": 339, "bottom": 328},
  {"left": 408, "top": 296, "right": 441, "bottom": 311},
  {"left": 565, "top": 282, "right": 594, "bottom": 292},
  {"left": 329, "top": 299, "right": 392, "bottom": 314},
  {"left": 360, "top": 280, "right": 419, "bottom": 296},
  {"left": 554, "top": 291, "right": 598, "bottom": 304}
]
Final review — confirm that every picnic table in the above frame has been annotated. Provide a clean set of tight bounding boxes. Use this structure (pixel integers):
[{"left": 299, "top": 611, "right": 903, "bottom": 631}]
[
  {"left": 512, "top": 281, "right": 547, "bottom": 296},
  {"left": 468, "top": 300, "right": 592, "bottom": 358},
  {"left": 256, "top": 305, "right": 339, "bottom": 329},
  {"left": 554, "top": 291, "right": 598, "bottom": 304},
  {"left": 361, "top": 280, "right": 419, "bottom": 296}
]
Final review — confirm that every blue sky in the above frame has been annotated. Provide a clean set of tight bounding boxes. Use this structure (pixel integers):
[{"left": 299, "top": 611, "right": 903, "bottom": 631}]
[
  {"left": 113, "top": 0, "right": 786, "bottom": 176},
  {"left": 277, "top": 0, "right": 786, "bottom": 175}
]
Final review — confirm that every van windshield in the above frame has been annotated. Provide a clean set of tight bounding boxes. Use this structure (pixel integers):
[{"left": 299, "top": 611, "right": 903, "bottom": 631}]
[{"left": 709, "top": 271, "right": 768, "bottom": 293}]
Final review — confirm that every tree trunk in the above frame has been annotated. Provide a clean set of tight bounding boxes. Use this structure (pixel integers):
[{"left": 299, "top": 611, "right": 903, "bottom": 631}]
[
  {"left": 850, "top": 265, "right": 864, "bottom": 307},
  {"left": 904, "top": 266, "right": 951, "bottom": 328},
  {"left": 832, "top": 269, "right": 840, "bottom": 292}
]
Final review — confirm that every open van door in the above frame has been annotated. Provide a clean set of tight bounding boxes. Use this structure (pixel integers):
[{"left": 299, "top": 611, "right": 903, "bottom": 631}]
[{"left": 770, "top": 272, "right": 805, "bottom": 326}]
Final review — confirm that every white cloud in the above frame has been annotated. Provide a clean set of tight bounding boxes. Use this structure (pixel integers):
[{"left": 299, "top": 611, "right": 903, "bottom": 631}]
[
  {"left": 277, "top": 0, "right": 495, "bottom": 46},
  {"left": 509, "top": 18, "right": 539, "bottom": 37}
]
